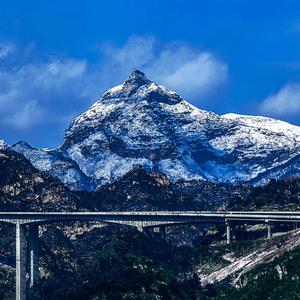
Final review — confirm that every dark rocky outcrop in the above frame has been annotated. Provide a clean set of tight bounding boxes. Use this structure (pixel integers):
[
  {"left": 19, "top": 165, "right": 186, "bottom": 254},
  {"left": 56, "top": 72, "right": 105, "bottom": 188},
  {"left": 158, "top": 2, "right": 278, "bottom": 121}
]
[{"left": 0, "top": 150, "right": 79, "bottom": 211}]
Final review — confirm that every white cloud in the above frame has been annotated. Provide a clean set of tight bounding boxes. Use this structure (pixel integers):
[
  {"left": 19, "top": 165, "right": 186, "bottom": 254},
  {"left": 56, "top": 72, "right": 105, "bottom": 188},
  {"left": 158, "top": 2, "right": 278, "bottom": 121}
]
[
  {"left": 98, "top": 36, "right": 228, "bottom": 102},
  {"left": 260, "top": 84, "right": 300, "bottom": 116},
  {"left": 157, "top": 52, "right": 228, "bottom": 99},
  {"left": 45, "top": 60, "right": 86, "bottom": 79},
  {"left": 0, "top": 42, "right": 14, "bottom": 59},
  {"left": 290, "top": 21, "right": 300, "bottom": 33},
  {"left": 0, "top": 56, "right": 87, "bottom": 129},
  {"left": 103, "top": 36, "right": 155, "bottom": 68},
  {"left": 5, "top": 100, "right": 44, "bottom": 129}
]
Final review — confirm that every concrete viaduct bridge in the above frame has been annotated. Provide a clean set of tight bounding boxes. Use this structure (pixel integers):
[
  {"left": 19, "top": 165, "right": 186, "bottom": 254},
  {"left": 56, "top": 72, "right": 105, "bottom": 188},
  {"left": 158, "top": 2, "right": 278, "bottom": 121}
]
[{"left": 2, "top": 210, "right": 300, "bottom": 300}]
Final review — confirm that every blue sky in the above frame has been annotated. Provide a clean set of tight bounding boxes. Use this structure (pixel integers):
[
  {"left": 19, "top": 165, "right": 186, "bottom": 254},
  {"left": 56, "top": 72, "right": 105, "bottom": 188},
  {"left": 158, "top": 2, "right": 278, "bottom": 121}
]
[{"left": 1, "top": 0, "right": 300, "bottom": 147}]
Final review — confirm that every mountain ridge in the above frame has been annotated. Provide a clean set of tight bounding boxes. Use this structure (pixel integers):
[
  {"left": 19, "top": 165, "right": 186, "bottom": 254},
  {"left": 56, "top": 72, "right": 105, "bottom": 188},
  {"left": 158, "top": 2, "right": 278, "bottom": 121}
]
[{"left": 6, "top": 70, "right": 300, "bottom": 191}]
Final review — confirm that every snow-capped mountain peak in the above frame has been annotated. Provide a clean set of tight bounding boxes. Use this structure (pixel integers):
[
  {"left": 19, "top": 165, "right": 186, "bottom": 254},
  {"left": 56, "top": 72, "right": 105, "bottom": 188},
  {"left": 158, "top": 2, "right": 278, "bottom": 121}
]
[
  {"left": 124, "top": 69, "right": 150, "bottom": 87},
  {"left": 11, "top": 71, "right": 300, "bottom": 190},
  {"left": 102, "top": 69, "right": 182, "bottom": 104}
]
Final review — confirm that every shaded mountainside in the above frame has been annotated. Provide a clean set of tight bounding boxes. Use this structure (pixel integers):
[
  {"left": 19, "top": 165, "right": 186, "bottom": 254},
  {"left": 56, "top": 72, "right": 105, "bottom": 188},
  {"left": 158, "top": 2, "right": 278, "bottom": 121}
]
[
  {"left": 34, "top": 230, "right": 206, "bottom": 300},
  {"left": 0, "top": 150, "right": 79, "bottom": 211},
  {"left": 10, "top": 70, "right": 300, "bottom": 191},
  {"left": 78, "top": 168, "right": 247, "bottom": 211},
  {"left": 229, "top": 177, "right": 300, "bottom": 210}
]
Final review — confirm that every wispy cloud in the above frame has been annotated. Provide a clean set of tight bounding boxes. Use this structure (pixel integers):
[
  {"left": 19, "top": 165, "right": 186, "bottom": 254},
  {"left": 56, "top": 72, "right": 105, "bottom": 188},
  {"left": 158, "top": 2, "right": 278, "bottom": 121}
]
[
  {"left": 158, "top": 52, "right": 228, "bottom": 99},
  {"left": 0, "top": 52, "right": 87, "bottom": 130},
  {"left": 5, "top": 100, "right": 44, "bottom": 129},
  {"left": 0, "top": 42, "right": 14, "bottom": 59},
  {"left": 290, "top": 21, "right": 300, "bottom": 33},
  {"left": 259, "top": 83, "right": 300, "bottom": 116},
  {"left": 99, "top": 36, "right": 228, "bottom": 102}
]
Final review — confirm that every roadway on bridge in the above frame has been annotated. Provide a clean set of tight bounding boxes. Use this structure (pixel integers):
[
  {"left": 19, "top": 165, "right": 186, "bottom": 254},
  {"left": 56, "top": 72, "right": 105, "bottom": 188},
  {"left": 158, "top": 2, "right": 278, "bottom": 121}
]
[{"left": 0, "top": 211, "right": 300, "bottom": 226}]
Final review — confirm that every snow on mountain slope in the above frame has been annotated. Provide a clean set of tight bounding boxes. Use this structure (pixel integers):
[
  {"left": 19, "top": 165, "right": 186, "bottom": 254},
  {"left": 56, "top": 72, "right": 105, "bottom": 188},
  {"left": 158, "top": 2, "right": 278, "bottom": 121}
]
[
  {"left": 222, "top": 113, "right": 300, "bottom": 136},
  {"left": 0, "top": 140, "right": 8, "bottom": 150},
  {"left": 11, "top": 70, "right": 300, "bottom": 190},
  {"left": 11, "top": 141, "right": 94, "bottom": 191},
  {"left": 210, "top": 113, "right": 300, "bottom": 183}
]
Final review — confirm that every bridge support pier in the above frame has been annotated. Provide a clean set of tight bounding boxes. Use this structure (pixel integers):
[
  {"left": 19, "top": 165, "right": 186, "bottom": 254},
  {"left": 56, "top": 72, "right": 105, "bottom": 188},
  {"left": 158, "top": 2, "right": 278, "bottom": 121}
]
[
  {"left": 232, "top": 226, "right": 237, "bottom": 241},
  {"left": 153, "top": 226, "right": 167, "bottom": 238},
  {"left": 137, "top": 225, "right": 144, "bottom": 233},
  {"left": 28, "top": 225, "right": 39, "bottom": 288},
  {"left": 162, "top": 226, "right": 166, "bottom": 239},
  {"left": 266, "top": 221, "right": 272, "bottom": 239},
  {"left": 16, "top": 222, "right": 26, "bottom": 300},
  {"left": 225, "top": 221, "right": 231, "bottom": 245},
  {"left": 153, "top": 227, "right": 160, "bottom": 233}
]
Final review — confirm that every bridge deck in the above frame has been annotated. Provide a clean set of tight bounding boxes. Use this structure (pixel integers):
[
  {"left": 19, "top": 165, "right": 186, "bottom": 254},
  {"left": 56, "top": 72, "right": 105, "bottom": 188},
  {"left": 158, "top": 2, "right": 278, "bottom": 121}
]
[{"left": 1, "top": 211, "right": 300, "bottom": 226}]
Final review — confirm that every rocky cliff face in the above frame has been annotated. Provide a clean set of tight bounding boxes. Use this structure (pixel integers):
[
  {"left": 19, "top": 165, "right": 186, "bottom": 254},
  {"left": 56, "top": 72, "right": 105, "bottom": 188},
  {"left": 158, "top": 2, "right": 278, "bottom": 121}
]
[
  {"left": 77, "top": 168, "right": 247, "bottom": 212},
  {"left": 0, "top": 149, "right": 79, "bottom": 211},
  {"left": 10, "top": 70, "right": 300, "bottom": 191}
]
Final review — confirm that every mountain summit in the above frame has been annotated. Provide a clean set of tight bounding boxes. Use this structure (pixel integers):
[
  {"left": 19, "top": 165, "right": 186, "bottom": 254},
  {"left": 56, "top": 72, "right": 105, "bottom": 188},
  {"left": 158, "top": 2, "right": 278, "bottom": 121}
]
[
  {"left": 11, "top": 71, "right": 300, "bottom": 190},
  {"left": 125, "top": 69, "right": 150, "bottom": 86}
]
